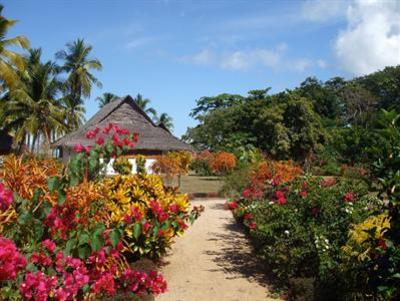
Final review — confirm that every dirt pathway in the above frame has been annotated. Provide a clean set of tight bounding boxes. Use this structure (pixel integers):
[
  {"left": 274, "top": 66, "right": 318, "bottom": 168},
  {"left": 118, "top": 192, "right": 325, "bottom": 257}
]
[{"left": 156, "top": 199, "right": 279, "bottom": 301}]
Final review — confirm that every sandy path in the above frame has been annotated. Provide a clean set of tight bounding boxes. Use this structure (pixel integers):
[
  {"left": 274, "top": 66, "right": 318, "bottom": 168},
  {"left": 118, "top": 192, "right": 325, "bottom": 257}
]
[{"left": 156, "top": 199, "right": 279, "bottom": 301}]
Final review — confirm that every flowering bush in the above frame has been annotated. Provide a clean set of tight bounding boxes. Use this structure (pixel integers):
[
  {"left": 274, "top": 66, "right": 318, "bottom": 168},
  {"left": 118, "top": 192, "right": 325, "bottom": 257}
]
[
  {"left": 208, "top": 151, "right": 236, "bottom": 175},
  {"left": 0, "top": 123, "right": 201, "bottom": 300},
  {"left": 227, "top": 174, "right": 376, "bottom": 298},
  {"left": 100, "top": 174, "right": 202, "bottom": 258}
]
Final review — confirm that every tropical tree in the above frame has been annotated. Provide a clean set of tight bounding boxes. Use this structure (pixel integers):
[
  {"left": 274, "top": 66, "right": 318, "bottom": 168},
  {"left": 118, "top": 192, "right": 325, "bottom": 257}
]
[
  {"left": 56, "top": 38, "right": 102, "bottom": 129},
  {"left": 157, "top": 112, "right": 173, "bottom": 131},
  {"left": 0, "top": 48, "right": 65, "bottom": 152},
  {"left": 134, "top": 93, "right": 157, "bottom": 118},
  {"left": 96, "top": 92, "right": 119, "bottom": 108},
  {"left": 0, "top": 4, "right": 29, "bottom": 91}
]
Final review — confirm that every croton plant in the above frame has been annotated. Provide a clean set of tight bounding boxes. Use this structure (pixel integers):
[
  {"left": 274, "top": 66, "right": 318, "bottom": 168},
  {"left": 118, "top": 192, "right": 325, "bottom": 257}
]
[{"left": 0, "top": 123, "right": 203, "bottom": 300}]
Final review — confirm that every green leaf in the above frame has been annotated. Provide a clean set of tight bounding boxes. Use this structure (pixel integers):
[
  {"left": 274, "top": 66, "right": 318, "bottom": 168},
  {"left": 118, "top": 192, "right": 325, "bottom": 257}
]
[
  {"left": 133, "top": 223, "right": 142, "bottom": 240},
  {"left": 82, "top": 284, "right": 90, "bottom": 294},
  {"left": 57, "top": 189, "right": 66, "bottom": 205},
  {"left": 109, "top": 229, "right": 121, "bottom": 247},
  {"left": 65, "top": 238, "right": 77, "bottom": 256},
  {"left": 78, "top": 232, "right": 90, "bottom": 246},
  {"left": 32, "top": 188, "right": 42, "bottom": 203},
  {"left": 94, "top": 223, "right": 106, "bottom": 236},
  {"left": 90, "top": 235, "right": 104, "bottom": 252},
  {"left": 78, "top": 245, "right": 91, "bottom": 259},
  {"left": 18, "top": 211, "right": 33, "bottom": 225},
  {"left": 32, "top": 219, "right": 44, "bottom": 241},
  {"left": 47, "top": 177, "right": 60, "bottom": 193}
]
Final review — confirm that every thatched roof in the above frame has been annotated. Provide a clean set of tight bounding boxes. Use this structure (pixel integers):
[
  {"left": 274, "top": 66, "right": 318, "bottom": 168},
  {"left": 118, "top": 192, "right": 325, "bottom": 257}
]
[
  {"left": 53, "top": 95, "right": 192, "bottom": 152},
  {"left": 0, "top": 130, "right": 12, "bottom": 154}
]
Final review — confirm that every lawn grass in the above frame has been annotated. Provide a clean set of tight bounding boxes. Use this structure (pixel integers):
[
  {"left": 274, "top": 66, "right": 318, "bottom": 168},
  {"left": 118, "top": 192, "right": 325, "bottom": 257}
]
[{"left": 164, "top": 174, "right": 224, "bottom": 195}]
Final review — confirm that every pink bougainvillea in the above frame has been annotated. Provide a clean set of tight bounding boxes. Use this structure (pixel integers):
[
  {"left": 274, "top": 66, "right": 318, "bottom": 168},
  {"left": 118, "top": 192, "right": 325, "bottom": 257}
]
[{"left": 0, "top": 237, "right": 26, "bottom": 281}]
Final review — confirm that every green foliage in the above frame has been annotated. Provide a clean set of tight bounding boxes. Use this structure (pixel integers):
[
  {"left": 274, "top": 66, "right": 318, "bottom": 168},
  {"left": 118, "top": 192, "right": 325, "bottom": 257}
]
[
  {"left": 135, "top": 155, "right": 147, "bottom": 175},
  {"left": 112, "top": 157, "right": 133, "bottom": 175}
]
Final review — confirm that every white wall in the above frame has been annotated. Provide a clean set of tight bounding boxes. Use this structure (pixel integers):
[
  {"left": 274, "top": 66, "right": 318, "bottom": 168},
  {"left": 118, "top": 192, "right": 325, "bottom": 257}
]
[{"left": 102, "top": 158, "right": 156, "bottom": 175}]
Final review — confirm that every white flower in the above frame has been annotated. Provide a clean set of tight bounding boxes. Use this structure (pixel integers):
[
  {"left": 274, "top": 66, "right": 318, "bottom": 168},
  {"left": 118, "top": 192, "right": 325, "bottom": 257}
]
[{"left": 284, "top": 230, "right": 290, "bottom": 235}]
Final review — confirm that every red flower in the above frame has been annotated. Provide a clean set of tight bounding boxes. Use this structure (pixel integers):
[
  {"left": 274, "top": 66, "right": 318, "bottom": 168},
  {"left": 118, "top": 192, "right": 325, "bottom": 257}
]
[
  {"left": 311, "top": 207, "right": 321, "bottom": 216},
  {"left": 73, "top": 143, "right": 84, "bottom": 153},
  {"left": 227, "top": 201, "right": 238, "bottom": 210},
  {"left": 344, "top": 192, "right": 355, "bottom": 202},
  {"left": 242, "top": 188, "right": 252, "bottom": 199},
  {"left": 85, "top": 129, "right": 97, "bottom": 139},
  {"left": 143, "top": 221, "right": 151, "bottom": 232},
  {"left": 275, "top": 191, "right": 286, "bottom": 205},
  {"left": 169, "top": 203, "right": 180, "bottom": 214},
  {"left": 133, "top": 133, "right": 139, "bottom": 142},
  {"left": 84, "top": 146, "right": 91, "bottom": 154},
  {"left": 123, "top": 214, "right": 132, "bottom": 224},
  {"left": 0, "top": 237, "right": 26, "bottom": 281},
  {"left": 243, "top": 213, "right": 253, "bottom": 220},
  {"left": 91, "top": 272, "right": 116, "bottom": 296},
  {"left": 378, "top": 238, "right": 388, "bottom": 250},
  {"left": 320, "top": 177, "right": 336, "bottom": 188},
  {"left": 42, "top": 239, "right": 56, "bottom": 253},
  {"left": 248, "top": 221, "right": 257, "bottom": 230},
  {"left": 272, "top": 176, "right": 281, "bottom": 186},
  {"left": 299, "top": 191, "right": 308, "bottom": 198},
  {"left": 95, "top": 137, "right": 105, "bottom": 146}
]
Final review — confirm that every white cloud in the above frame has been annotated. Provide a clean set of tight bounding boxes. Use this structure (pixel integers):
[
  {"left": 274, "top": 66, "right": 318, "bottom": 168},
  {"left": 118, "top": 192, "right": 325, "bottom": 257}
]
[
  {"left": 335, "top": 0, "right": 400, "bottom": 75},
  {"left": 301, "top": 0, "right": 349, "bottom": 22},
  {"left": 220, "top": 49, "right": 281, "bottom": 70},
  {"left": 180, "top": 49, "right": 214, "bottom": 65},
  {"left": 180, "top": 45, "right": 326, "bottom": 72},
  {"left": 126, "top": 37, "right": 159, "bottom": 49}
]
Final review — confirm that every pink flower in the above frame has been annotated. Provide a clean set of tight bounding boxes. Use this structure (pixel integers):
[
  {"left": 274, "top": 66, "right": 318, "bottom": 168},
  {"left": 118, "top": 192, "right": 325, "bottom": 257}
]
[
  {"left": 0, "top": 183, "right": 13, "bottom": 210},
  {"left": 272, "top": 176, "right": 281, "bottom": 186},
  {"left": 130, "top": 207, "right": 143, "bottom": 221},
  {"left": 143, "top": 221, "right": 151, "bottom": 232},
  {"left": 344, "top": 192, "right": 355, "bottom": 202},
  {"left": 85, "top": 129, "right": 97, "bottom": 139},
  {"left": 73, "top": 143, "right": 84, "bottom": 153},
  {"left": 157, "top": 229, "right": 164, "bottom": 237},
  {"left": 95, "top": 137, "right": 105, "bottom": 146},
  {"left": 42, "top": 239, "right": 56, "bottom": 253},
  {"left": 275, "top": 191, "right": 286, "bottom": 205},
  {"left": 169, "top": 203, "right": 179, "bottom": 214},
  {"left": 123, "top": 214, "right": 132, "bottom": 223},
  {"left": 91, "top": 272, "right": 116, "bottom": 296},
  {"left": 0, "top": 237, "right": 26, "bottom": 281},
  {"left": 117, "top": 128, "right": 129, "bottom": 135},
  {"left": 19, "top": 271, "right": 57, "bottom": 301},
  {"left": 84, "top": 145, "right": 91, "bottom": 154},
  {"left": 242, "top": 188, "right": 252, "bottom": 199}
]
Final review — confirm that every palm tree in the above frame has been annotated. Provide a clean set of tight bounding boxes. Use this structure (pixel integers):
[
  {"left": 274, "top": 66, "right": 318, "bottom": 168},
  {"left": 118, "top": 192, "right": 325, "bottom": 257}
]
[
  {"left": 134, "top": 93, "right": 157, "bottom": 118},
  {"left": 0, "top": 48, "right": 65, "bottom": 152},
  {"left": 157, "top": 113, "right": 174, "bottom": 131},
  {"left": 96, "top": 92, "right": 119, "bottom": 108},
  {"left": 0, "top": 4, "right": 29, "bottom": 90},
  {"left": 56, "top": 38, "right": 102, "bottom": 129}
]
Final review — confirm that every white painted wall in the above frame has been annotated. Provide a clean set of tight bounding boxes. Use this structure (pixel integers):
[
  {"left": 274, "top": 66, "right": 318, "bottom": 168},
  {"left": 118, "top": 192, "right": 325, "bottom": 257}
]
[{"left": 101, "top": 158, "right": 156, "bottom": 175}]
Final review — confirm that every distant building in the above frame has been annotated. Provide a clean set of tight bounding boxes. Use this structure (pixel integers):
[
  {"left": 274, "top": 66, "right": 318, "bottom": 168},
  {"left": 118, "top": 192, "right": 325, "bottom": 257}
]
[{"left": 52, "top": 95, "right": 192, "bottom": 173}]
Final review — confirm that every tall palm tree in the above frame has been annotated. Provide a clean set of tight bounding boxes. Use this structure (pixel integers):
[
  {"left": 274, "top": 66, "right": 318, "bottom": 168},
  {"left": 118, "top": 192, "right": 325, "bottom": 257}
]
[
  {"left": 56, "top": 38, "right": 102, "bottom": 129},
  {"left": 157, "top": 112, "right": 174, "bottom": 131},
  {"left": 96, "top": 92, "right": 119, "bottom": 108},
  {"left": 0, "top": 4, "right": 29, "bottom": 91},
  {"left": 134, "top": 93, "right": 157, "bottom": 118},
  {"left": 0, "top": 48, "right": 65, "bottom": 152}
]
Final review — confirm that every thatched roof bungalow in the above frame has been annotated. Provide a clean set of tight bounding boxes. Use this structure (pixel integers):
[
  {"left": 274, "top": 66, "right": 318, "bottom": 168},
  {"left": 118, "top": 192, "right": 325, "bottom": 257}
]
[
  {"left": 53, "top": 95, "right": 192, "bottom": 164},
  {"left": 0, "top": 131, "right": 13, "bottom": 155}
]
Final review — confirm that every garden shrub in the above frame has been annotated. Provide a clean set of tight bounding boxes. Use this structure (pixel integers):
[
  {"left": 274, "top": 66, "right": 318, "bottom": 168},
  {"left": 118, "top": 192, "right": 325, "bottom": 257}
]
[
  {"left": 0, "top": 123, "right": 201, "bottom": 300},
  {"left": 208, "top": 151, "right": 236, "bottom": 175},
  {"left": 189, "top": 150, "right": 214, "bottom": 176},
  {"left": 100, "top": 174, "right": 201, "bottom": 259},
  {"left": 227, "top": 175, "right": 376, "bottom": 298},
  {"left": 135, "top": 155, "right": 147, "bottom": 175},
  {"left": 112, "top": 157, "right": 133, "bottom": 175}
]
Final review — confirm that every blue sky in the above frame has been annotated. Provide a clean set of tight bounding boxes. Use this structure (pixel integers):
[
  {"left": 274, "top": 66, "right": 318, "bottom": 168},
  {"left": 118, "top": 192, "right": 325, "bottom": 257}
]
[{"left": 4, "top": 0, "right": 400, "bottom": 136}]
